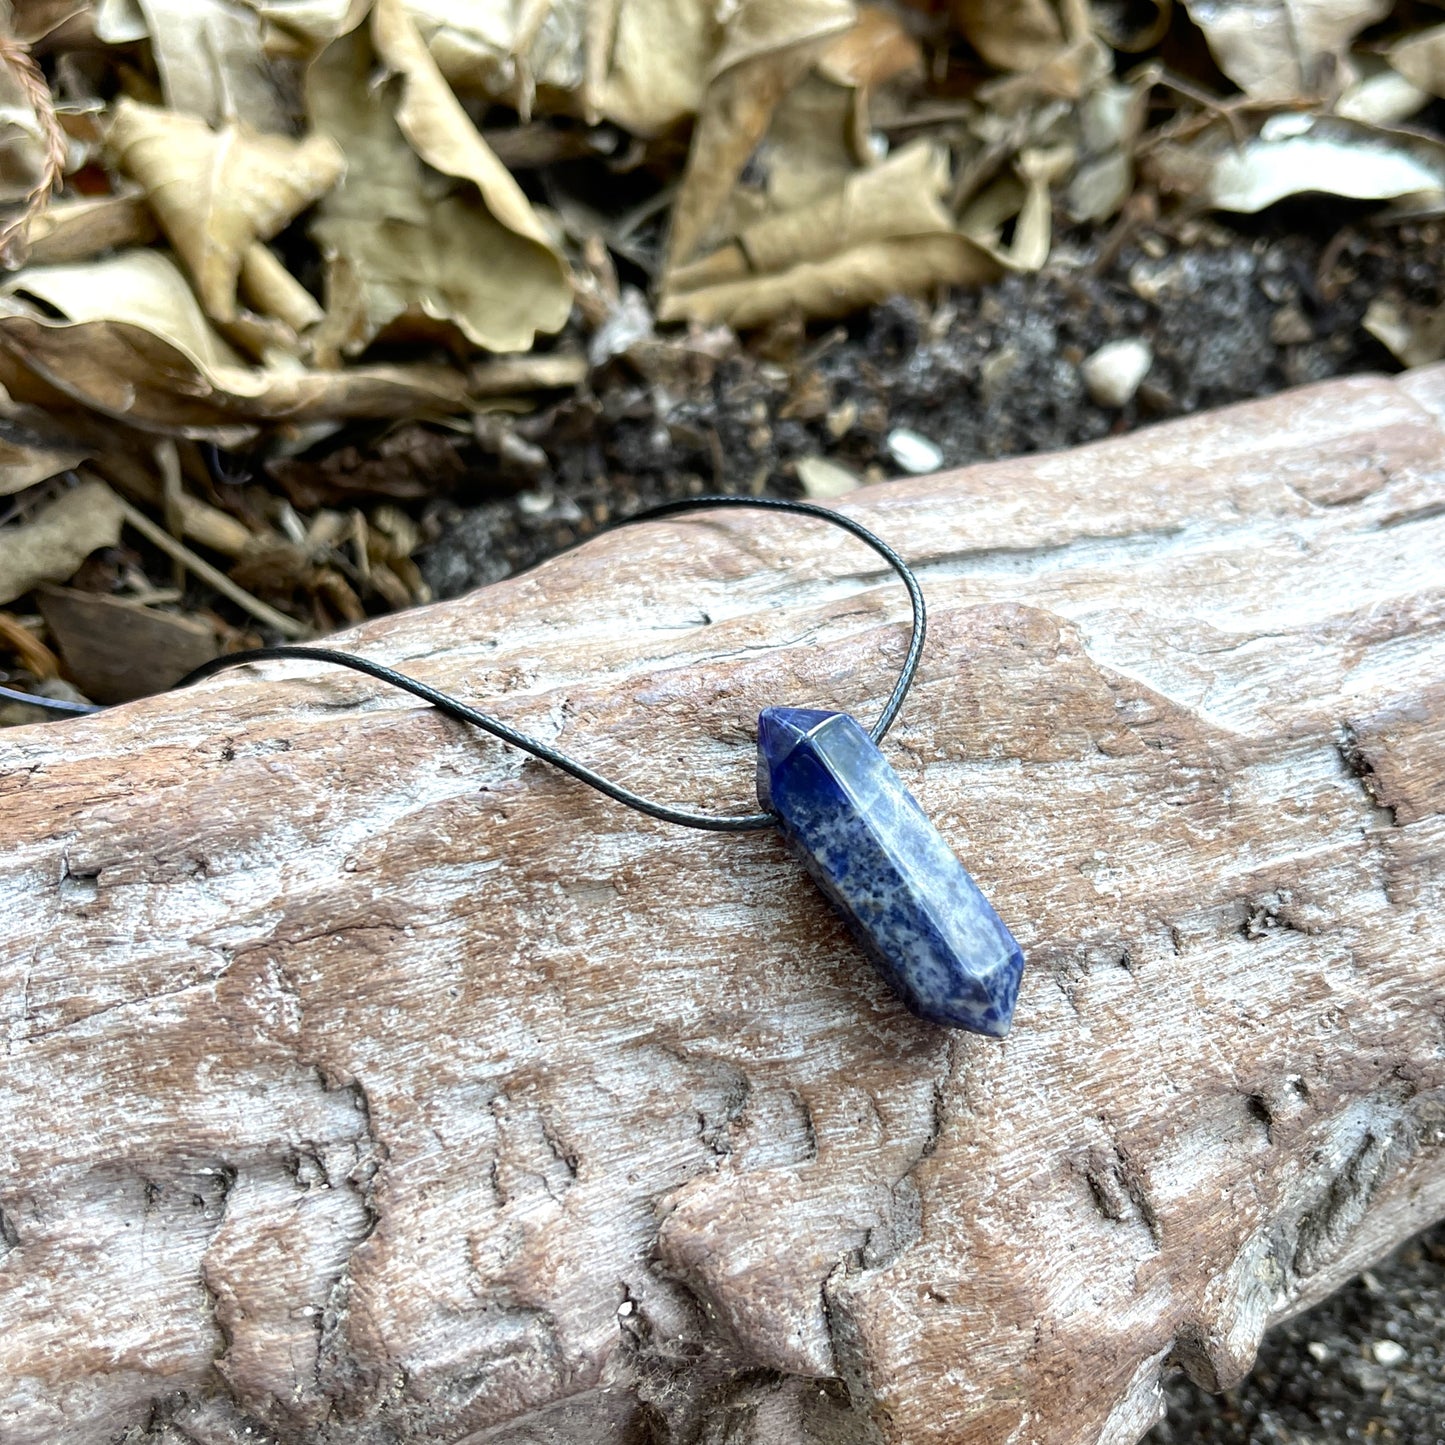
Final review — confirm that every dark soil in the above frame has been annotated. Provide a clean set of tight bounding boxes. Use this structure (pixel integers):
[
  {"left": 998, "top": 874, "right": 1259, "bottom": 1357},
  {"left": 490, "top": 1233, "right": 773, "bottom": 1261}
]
[
  {"left": 1151, "top": 1222, "right": 1445, "bottom": 1445},
  {"left": 415, "top": 211, "right": 1440, "bottom": 600}
]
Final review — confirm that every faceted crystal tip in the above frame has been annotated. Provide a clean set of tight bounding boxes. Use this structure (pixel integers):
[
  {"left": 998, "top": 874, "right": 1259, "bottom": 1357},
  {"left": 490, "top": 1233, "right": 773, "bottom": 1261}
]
[
  {"left": 757, "top": 706, "right": 1026, "bottom": 1037},
  {"left": 756, "top": 708, "right": 837, "bottom": 812}
]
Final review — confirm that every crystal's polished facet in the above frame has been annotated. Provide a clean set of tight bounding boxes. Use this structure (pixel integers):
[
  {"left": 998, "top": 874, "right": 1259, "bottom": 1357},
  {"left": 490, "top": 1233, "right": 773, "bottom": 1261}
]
[{"left": 757, "top": 708, "right": 1024, "bottom": 1035}]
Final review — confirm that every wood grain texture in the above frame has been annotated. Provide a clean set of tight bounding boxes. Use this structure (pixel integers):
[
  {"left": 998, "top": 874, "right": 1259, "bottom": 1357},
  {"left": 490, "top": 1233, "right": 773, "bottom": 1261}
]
[{"left": 2, "top": 368, "right": 1444, "bottom": 1445}]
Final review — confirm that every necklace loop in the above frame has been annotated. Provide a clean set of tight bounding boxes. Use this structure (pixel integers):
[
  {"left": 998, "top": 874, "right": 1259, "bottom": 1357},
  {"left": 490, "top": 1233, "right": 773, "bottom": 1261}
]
[{"left": 134, "top": 498, "right": 928, "bottom": 832}]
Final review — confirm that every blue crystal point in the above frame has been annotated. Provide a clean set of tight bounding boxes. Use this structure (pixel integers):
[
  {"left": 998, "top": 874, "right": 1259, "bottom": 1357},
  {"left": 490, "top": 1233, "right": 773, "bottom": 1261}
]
[{"left": 757, "top": 708, "right": 1024, "bottom": 1036}]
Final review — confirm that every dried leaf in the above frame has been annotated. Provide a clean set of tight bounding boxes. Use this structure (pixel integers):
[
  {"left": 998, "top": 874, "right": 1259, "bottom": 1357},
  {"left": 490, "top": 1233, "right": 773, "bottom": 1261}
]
[
  {"left": 1389, "top": 25, "right": 1445, "bottom": 101},
  {"left": 0, "top": 250, "right": 472, "bottom": 433},
  {"left": 742, "top": 142, "right": 956, "bottom": 273},
  {"left": 659, "top": 5, "right": 1002, "bottom": 327},
  {"left": 307, "top": 2, "right": 571, "bottom": 358},
  {"left": 973, "top": 27, "right": 1109, "bottom": 109},
  {"left": 961, "top": 143, "right": 1071, "bottom": 270},
  {"left": 1149, "top": 114, "right": 1445, "bottom": 214},
  {"left": 664, "top": 1, "right": 1017, "bottom": 329},
  {"left": 407, "top": 0, "right": 733, "bottom": 137},
  {"left": 239, "top": 241, "right": 326, "bottom": 335},
  {"left": 92, "top": 0, "right": 155, "bottom": 47},
  {"left": 22, "top": 192, "right": 159, "bottom": 265},
  {"left": 37, "top": 584, "right": 219, "bottom": 702},
  {"left": 376, "top": 0, "right": 567, "bottom": 263},
  {"left": 246, "top": 0, "right": 370, "bottom": 50},
  {"left": 591, "top": 0, "right": 717, "bottom": 134},
  {"left": 817, "top": 4, "right": 923, "bottom": 92},
  {"left": 4, "top": 248, "right": 252, "bottom": 373},
  {"left": 483, "top": 0, "right": 866, "bottom": 140},
  {"left": 666, "top": 0, "right": 856, "bottom": 269},
  {"left": 1067, "top": 80, "right": 1146, "bottom": 222},
  {"left": 107, "top": 97, "right": 343, "bottom": 323},
  {"left": 98, "top": 0, "right": 292, "bottom": 131},
  {"left": 661, "top": 233, "right": 997, "bottom": 328},
  {"left": 393, "top": 0, "right": 593, "bottom": 120},
  {"left": 229, "top": 540, "right": 363, "bottom": 623},
  {"left": 1363, "top": 296, "right": 1445, "bottom": 369},
  {"left": 1179, "top": 0, "right": 1390, "bottom": 103},
  {"left": 950, "top": 0, "right": 1066, "bottom": 72},
  {"left": 1335, "top": 62, "right": 1431, "bottom": 126},
  {"left": 11, "top": 2, "right": 94, "bottom": 46},
  {"left": 268, "top": 423, "right": 469, "bottom": 507},
  {"left": 0, "top": 417, "right": 88, "bottom": 495},
  {"left": 89, "top": 442, "right": 266, "bottom": 556},
  {"left": 0, "top": 478, "right": 122, "bottom": 605}
]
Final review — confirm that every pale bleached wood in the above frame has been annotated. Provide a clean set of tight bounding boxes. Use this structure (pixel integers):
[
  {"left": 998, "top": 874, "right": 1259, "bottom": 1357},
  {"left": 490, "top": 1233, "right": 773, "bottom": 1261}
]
[{"left": 2, "top": 368, "right": 1444, "bottom": 1445}]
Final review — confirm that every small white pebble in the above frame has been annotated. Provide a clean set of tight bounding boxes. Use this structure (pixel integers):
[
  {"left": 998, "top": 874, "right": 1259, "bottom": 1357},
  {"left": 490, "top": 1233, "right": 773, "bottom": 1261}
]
[
  {"left": 1371, "top": 1339, "right": 1406, "bottom": 1366},
  {"left": 886, "top": 427, "right": 943, "bottom": 475},
  {"left": 517, "top": 487, "right": 555, "bottom": 516},
  {"left": 796, "top": 455, "right": 861, "bottom": 499},
  {"left": 1306, "top": 1341, "right": 1330, "bottom": 1363},
  {"left": 617, "top": 1300, "right": 634, "bottom": 1316},
  {"left": 1081, "top": 338, "right": 1152, "bottom": 408}
]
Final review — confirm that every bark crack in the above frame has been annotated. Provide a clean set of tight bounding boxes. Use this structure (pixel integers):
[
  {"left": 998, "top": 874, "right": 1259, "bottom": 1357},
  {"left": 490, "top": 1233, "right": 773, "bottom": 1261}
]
[{"left": 1336, "top": 722, "right": 1401, "bottom": 830}]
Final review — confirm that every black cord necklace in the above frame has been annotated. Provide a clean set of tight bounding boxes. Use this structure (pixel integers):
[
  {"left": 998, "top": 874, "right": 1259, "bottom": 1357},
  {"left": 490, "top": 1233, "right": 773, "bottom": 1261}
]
[
  {"left": 175, "top": 497, "right": 926, "bottom": 833},
  {"left": 2, "top": 496, "right": 1024, "bottom": 1036}
]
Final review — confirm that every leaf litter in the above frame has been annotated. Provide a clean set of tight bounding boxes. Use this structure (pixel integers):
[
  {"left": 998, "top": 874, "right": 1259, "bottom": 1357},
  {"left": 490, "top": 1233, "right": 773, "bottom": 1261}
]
[{"left": 0, "top": 0, "right": 1441, "bottom": 717}]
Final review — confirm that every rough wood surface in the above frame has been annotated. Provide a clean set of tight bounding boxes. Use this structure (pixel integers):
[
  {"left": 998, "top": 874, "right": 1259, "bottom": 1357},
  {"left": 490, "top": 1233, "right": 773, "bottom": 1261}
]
[{"left": 3, "top": 369, "right": 1444, "bottom": 1445}]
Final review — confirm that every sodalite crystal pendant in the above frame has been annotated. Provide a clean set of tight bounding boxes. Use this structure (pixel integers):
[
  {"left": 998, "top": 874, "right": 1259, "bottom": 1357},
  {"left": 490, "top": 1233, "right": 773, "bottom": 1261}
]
[{"left": 757, "top": 707, "right": 1024, "bottom": 1036}]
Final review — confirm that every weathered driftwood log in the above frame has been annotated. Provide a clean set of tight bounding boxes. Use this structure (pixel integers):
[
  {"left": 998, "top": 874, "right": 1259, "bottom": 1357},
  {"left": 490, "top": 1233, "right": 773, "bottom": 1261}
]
[{"left": 2, "top": 369, "right": 1444, "bottom": 1445}]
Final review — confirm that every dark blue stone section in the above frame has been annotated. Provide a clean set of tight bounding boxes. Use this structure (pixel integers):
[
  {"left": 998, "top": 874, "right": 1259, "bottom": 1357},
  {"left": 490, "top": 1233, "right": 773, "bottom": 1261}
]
[{"left": 757, "top": 708, "right": 1024, "bottom": 1036}]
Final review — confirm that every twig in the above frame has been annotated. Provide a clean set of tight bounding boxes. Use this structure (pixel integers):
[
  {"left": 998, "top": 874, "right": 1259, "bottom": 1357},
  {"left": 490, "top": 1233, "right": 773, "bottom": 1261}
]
[
  {"left": 469, "top": 352, "right": 589, "bottom": 395},
  {"left": 1090, "top": 190, "right": 1158, "bottom": 278},
  {"left": 156, "top": 439, "right": 185, "bottom": 590},
  {"left": 1129, "top": 61, "right": 1254, "bottom": 150},
  {"left": 108, "top": 490, "right": 310, "bottom": 639}
]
